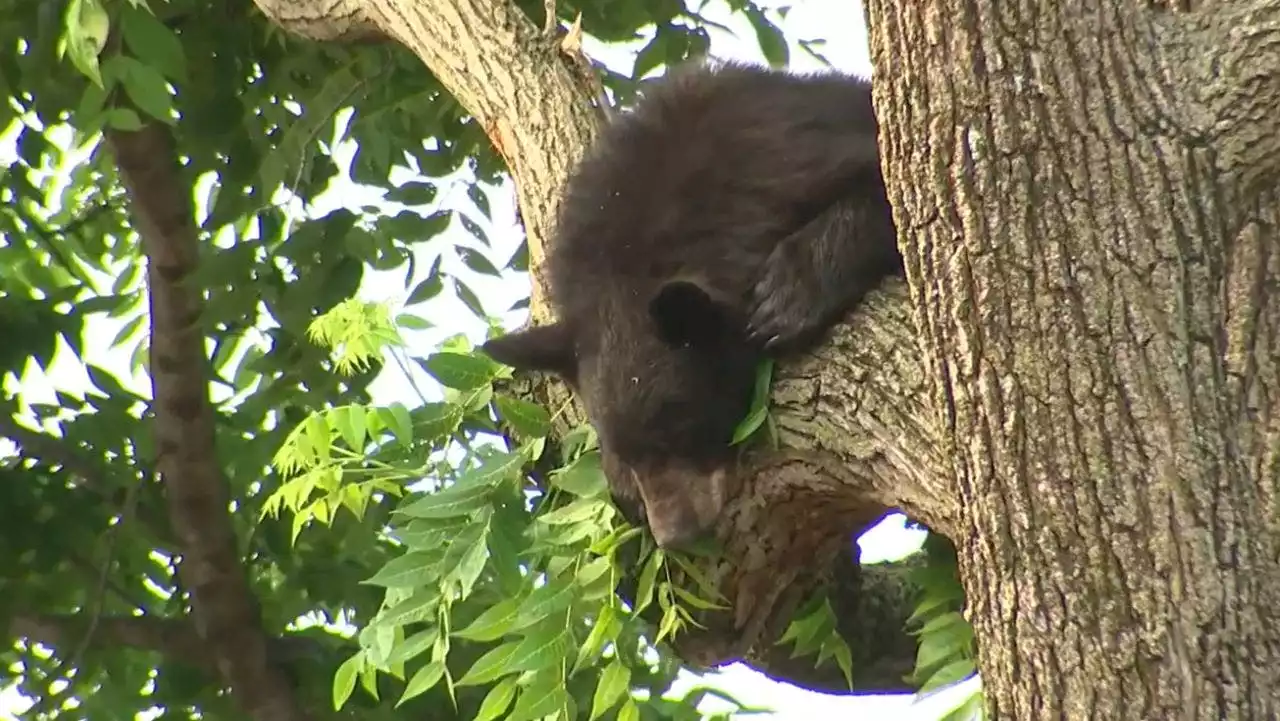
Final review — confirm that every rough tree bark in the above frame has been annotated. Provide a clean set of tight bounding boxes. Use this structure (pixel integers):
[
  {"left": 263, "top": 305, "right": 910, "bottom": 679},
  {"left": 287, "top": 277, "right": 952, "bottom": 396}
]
[
  {"left": 251, "top": 0, "right": 1280, "bottom": 718},
  {"left": 864, "top": 1, "right": 1280, "bottom": 718}
]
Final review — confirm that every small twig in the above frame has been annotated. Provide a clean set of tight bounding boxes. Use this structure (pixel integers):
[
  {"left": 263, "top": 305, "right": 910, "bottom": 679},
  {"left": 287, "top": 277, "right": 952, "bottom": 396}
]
[
  {"left": 542, "top": 0, "right": 557, "bottom": 36},
  {"left": 0, "top": 417, "right": 115, "bottom": 496},
  {"left": 558, "top": 14, "right": 614, "bottom": 122},
  {"left": 0, "top": 416, "right": 174, "bottom": 545},
  {"left": 65, "top": 553, "right": 148, "bottom": 611},
  {"left": 31, "top": 480, "right": 143, "bottom": 715}
]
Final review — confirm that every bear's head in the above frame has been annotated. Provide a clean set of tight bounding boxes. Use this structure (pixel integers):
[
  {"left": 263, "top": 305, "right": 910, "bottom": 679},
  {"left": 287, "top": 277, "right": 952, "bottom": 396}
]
[{"left": 482, "top": 279, "right": 759, "bottom": 549}]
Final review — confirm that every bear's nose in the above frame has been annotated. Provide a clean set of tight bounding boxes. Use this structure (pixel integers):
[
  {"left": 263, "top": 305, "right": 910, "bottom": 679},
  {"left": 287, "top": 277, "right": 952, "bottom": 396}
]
[{"left": 635, "top": 466, "right": 728, "bottom": 550}]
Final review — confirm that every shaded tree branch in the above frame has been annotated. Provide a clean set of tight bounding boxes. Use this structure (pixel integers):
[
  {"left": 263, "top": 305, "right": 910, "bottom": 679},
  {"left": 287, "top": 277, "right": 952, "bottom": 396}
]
[
  {"left": 0, "top": 414, "right": 176, "bottom": 547},
  {"left": 12, "top": 613, "right": 220, "bottom": 675},
  {"left": 106, "top": 122, "right": 311, "bottom": 721},
  {"left": 12, "top": 613, "right": 337, "bottom": 688}
]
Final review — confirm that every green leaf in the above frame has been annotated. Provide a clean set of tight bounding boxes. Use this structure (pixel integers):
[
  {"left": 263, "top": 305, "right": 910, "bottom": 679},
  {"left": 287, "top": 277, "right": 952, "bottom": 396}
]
[
  {"left": 332, "top": 652, "right": 362, "bottom": 710},
  {"left": 63, "top": 0, "right": 109, "bottom": 86},
  {"left": 459, "top": 247, "right": 500, "bottom": 276},
  {"left": 504, "top": 622, "right": 569, "bottom": 675},
  {"left": 633, "top": 30, "right": 668, "bottom": 79},
  {"left": 424, "top": 351, "right": 497, "bottom": 390},
  {"left": 918, "top": 610, "right": 970, "bottom": 637},
  {"left": 118, "top": 56, "right": 175, "bottom": 123},
  {"left": 454, "top": 596, "right": 522, "bottom": 642},
  {"left": 404, "top": 268, "right": 445, "bottom": 306},
  {"left": 396, "top": 313, "right": 433, "bottom": 330},
  {"left": 361, "top": 550, "right": 442, "bottom": 588},
  {"left": 467, "top": 184, "right": 491, "bottom": 218},
  {"left": 537, "top": 498, "right": 609, "bottom": 526},
  {"left": 456, "top": 640, "right": 521, "bottom": 687},
  {"left": 573, "top": 605, "right": 620, "bottom": 674},
  {"left": 920, "top": 657, "right": 978, "bottom": 693},
  {"left": 120, "top": 6, "right": 187, "bottom": 82},
  {"left": 375, "top": 590, "right": 440, "bottom": 628},
  {"left": 384, "top": 627, "right": 437, "bottom": 667},
  {"left": 394, "top": 482, "right": 493, "bottom": 520},
  {"left": 732, "top": 358, "right": 773, "bottom": 444},
  {"left": 257, "top": 65, "right": 364, "bottom": 195},
  {"left": 553, "top": 452, "right": 608, "bottom": 497},
  {"left": 393, "top": 517, "right": 471, "bottom": 550},
  {"left": 939, "top": 689, "right": 986, "bottom": 721},
  {"left": 104, "top": 108, "right": 143, "bottom": 131},
  {"left": 397, "top": 660, "right": 445, "bottom": 705},
  {"left": 634, "top": 548, "right": 664, "bottom": 614},
  {"left": 374, "top": 403, "right": 414, "bottom": 445},
  {"left": 590, "top": 659, "right": 631, "bottom": 720},
  {"left": 512, "top": 577, "right": 577, "bottom": 631},
  {"left": 332, "top": 405, "right": 368, "bottom": 451},
  {"left": 411, "top": 402, "right": 463, "bottom": 442},
  {"left": 455, "top": 450, "right": 525, "bottom": 489},
  {"left": 506, "top": 669, "right": 567, "bottom": 721},
  {"left": 473, "top": 676, "right": 519, "bottom": 721},
  {"left": 830, "top": 636, "right": 855, "bottom": 690},
  {"left": 438, "top": 519, "right": 488, "bottom": 592},
  {"left": 453, "top": 277, "right": 487, "bottom": 318},
  {"left": 387, "top": 181, "right": 438, "bottom": 206},
  {"left": 85, "top": 364, "right": 136, "bottom": 400},
  {"left": 494, "top": 395, "right": 551, "bottom": 438},
  {"left": 745, "top": 7, "right": 790, "bottom": 67},
  {"left": 383, "top": 209, "right": 452, "bottom": 243}
]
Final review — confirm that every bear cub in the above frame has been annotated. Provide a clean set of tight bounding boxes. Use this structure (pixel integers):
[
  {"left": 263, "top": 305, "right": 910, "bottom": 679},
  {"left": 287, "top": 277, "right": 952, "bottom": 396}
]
[{"left": 483, "top": 60, "right": 903, "bottom": 549}]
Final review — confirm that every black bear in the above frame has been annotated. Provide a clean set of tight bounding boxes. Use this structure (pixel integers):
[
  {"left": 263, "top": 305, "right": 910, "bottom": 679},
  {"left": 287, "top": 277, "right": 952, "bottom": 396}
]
[{"left": 482, "top": 59, "right": 903, "bottom": 548}]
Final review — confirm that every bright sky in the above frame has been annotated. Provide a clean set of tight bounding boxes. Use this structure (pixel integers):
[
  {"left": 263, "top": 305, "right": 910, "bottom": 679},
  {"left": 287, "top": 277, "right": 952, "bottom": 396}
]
[{"left": 2, "top": 0, "right": 981, "bottom": 718}]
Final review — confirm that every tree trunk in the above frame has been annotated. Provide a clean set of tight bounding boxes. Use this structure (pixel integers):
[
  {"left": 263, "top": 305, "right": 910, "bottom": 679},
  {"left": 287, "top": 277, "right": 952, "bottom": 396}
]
[
  {"left": 865, "top": 0, "right": 1280, "bottom": 717},
  {"left": 252, "top": 0, "right": 1280, "bottom": 715}
]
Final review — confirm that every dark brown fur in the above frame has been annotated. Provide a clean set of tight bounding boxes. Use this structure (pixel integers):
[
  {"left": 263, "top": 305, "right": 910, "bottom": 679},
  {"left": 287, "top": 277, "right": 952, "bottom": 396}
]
[{"left": 483, "top": 60, "right": 903, "bottom": 548}]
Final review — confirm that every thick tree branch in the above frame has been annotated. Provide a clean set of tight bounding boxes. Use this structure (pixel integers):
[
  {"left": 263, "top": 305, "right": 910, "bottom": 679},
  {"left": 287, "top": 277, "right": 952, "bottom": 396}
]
[
  {"left": 1180, "top": 1, "right": 1280, "bottom": 188},
  {"left": 106, "top": 123, "right": 311, "bottom": 721},
  {"left": 653, "top": 282, "right": 952, "bottom": 676}
]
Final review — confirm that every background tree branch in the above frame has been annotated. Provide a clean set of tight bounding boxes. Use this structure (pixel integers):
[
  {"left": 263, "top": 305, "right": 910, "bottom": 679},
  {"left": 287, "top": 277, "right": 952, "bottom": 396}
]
[
  {"left": 13, "top": 614, "right": 222, "bottom": 674},
  {"left": 107, "top": 123, "right": 312, "bottom": 721},
  {"left": 0, "top": 414, "right": 176, "bottom": 546}
]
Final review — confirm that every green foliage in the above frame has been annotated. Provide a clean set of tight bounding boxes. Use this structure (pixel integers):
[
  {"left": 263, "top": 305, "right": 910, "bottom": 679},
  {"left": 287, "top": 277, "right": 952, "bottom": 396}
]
[
  {"left": 773, "top": 593, "right": 854, "bottom": 688},
  {"left": 264, "top": 306, "right": 743, "bottom": 718},
  {"left": 908, "top": 532, "right": 982, "bottom": 718},
  {"left": 730, "top": 358, "right": 775, "bottom": 446}
]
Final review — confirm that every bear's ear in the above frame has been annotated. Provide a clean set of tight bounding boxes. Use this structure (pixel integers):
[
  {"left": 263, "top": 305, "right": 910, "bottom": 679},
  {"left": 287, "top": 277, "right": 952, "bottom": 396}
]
[
  {"left": 481, "top": 323, "right": 578, "bottom": 379},
  {"left": 649, "top": 280, "right": 736, "bottom": 348}
]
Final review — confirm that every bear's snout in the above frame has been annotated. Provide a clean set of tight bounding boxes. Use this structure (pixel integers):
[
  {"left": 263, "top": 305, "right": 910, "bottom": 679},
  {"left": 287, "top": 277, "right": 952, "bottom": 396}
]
[{"left": 634, "top": 465, "right": 732, "bottom": 549}]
